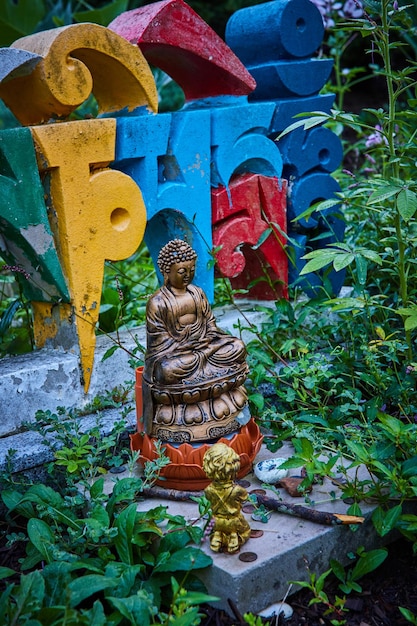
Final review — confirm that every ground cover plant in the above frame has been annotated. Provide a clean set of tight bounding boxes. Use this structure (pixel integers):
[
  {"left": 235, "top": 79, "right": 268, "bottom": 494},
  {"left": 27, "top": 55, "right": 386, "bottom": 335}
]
[
  {"left": 238, "top": 0, "right": 417, "bottom": 619},
  {"left": 1, "top": 0, "right": 417, "bottom": 622},
  {"left": 0, "top": 407, "right": 220, "bottom": 625}
]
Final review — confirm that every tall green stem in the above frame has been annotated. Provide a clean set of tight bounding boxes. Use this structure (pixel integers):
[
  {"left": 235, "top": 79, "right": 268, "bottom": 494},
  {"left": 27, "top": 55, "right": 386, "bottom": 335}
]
[
  {"left": 379, "top": 0, "right": 411, "bottom": 356},
  {"left": 379, "top": 0, "right": 407, "bottom": 309}
]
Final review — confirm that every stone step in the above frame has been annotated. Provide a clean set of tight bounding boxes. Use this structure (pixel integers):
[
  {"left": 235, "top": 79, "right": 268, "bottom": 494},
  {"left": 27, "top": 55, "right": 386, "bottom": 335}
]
[{"left": 104, "top": 442, "right": 386, "bottom": 616}]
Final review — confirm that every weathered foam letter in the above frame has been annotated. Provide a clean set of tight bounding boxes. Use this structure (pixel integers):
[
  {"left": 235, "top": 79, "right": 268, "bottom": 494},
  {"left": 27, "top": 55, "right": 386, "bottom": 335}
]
[
  {"left": 2, "top": 23, "right": 158, "bottom": 125},
  {"left": 31, "top": 118, "right": 147, "bottom": 390}
]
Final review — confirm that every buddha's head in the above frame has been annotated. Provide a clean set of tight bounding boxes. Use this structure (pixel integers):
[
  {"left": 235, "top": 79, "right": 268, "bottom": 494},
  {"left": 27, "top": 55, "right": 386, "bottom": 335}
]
[{"left": 157, "top": 239, "right": 197, "bottom": 290}]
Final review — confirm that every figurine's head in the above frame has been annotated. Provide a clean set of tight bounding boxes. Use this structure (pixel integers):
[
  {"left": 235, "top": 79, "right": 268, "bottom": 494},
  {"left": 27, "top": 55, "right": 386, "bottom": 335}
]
[
  {"left": 203, "top": 443, "right": 241, "bottom": 482},
  {"left": 157, "top": 239, "right": 197, "bottom": 289}
]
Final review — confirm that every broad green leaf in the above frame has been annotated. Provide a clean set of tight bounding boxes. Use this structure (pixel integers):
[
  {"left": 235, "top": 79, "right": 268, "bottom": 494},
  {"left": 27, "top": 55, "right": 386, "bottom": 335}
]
[
  {"left": 159, "top": 529, "right": 193, "bottom": 555},
  {"left": 23, "top": 485, "right": 81, "bottom": 530},
  {"left": 0, "top": 567, "right": 15, "bottom": 580},
  {"left": 250, "top": 348, "right": 274, "bottom": 366},
  {"left": 114, "top": 503, "right": 138, "bottom": 564},
  {"left": 178, "top": 590, "right": 220, "bottom": 606},
  {"left": 109, "top": 564, "right": 144, "bottom": 598},
  {"left": 0, "top": 0, "right": 45, "bottom": 45},
  {"left": 378, "top": 413, "right": 403, "bottom": 436},
  {"left": 326, "top": 297, "right": 366, "bottom": 311},
  {"left": 81, "top": 600, "right": 107, "bottom": 626},
  {"left": 299, "top": 253, "right": 336, "bottom": 274},
  {"left": 0, "top": 585, "right": 14, "bottom": 623},
  {"left": 27, "top": 518, "right": 55, "bottom": 563},
  {"left": 300, "top": 438, "right": 314, "bottom": 457},
  {"left": 102, "top": 344, "right": 119, "bottom": 361},
  {"left": 330, "top": 559, "right": 346, "bottom": 583},
  {"left": 68, "top": 574, "right": 119, "bottom": 608},
  {"left": 1, "top": 490, "right": 35, "bottom": 518},
  {"left": 89, "top": 503, "right": 110, "bottom": 527},
  {"left": 405, "top": 315, "right": 417, "bottom": 331},
  {"left": 346, "top": 502, "right": 363, "bottom": 518},
  {"left": 276, "top": 111, "right": 330, "bottom": 139},
  {"left": 333, "top": 252, "right": 355, "bottom": 272},
  {"left": 355, "top": 255, "right": 368, "bottom": 285},
  {"left": 153, "top": 546, "right": 212, "bottom": 572},
  {"left": 293, "top": 198, "right": 341, "bottom": 223},
  {"left": 67, "top": 460, "right": 79, "bottom": 473},
  {"left": 345, "top": 441, "right": 370, "bottom": 463},
  {"left": 396, "top": 188, "right": 417, "bottom": 222},
  {"left": 39, "top": 561, "right": 75, "bottom": 605},
  {"left": 399, "top": 607, "right": 417, "bottom": 623},
  {"left": 90, "top": 477, "right": 105, "bottom": 500},
  {"left": 252, "top": 227, "right": 272, "bottom": 249},
  {"left": 296, "top": 413, "right": 330, "bottom": 427},
  {"left": 74, "top": 0, "right": 129, "bottom": 26},
  {"left": 0, "top": 299, "right": 21, "bottom": 338},
  {"left": 351, "top": 548, "right": 388, "bottom": 580},
  {"left": 108, "top": 594, "right": 152, "bottom": 626},
  {"left": 327, "top": 242, "right": 352, "bottom": 252},
  {"left": 370, "top": 460, "right": 393, "bottom": 478},
  {"left": 400, "top": 514, "right": 417, "bottom": 532},
  {"left": 372, "top": 505, "right": 402, "bottom": 536},
  {"left": 278, "top": 457, "right": 305, "bottom": 469},
  {"left": 367, "top": 185, "right": 402, "bottom": 205},
  {"left": 14, "top": 570, "right": 45, "bottom": 615},
  {"left": 21, "top": 541, "right": 45, "bottom": 571},
  {"left": 359, "top": 249, "right": 383, "bottom": 264},
  {"left": 401, "top": 456, "right": 417, "bottom": 478},
  {"left": 249, "top": 392, "right": 265, "bottom": 412},
  {"left": 397, "top": 305, "right": 417, "bottom": 317},
  {"left": 301, "top": 248, "right": 336, "bottom": 259}
]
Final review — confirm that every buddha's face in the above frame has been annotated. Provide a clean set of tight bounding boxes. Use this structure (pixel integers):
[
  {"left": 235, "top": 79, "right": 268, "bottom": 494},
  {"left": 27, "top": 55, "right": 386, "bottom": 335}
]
[{"left": 166, "top": 259, "right": 195, "bottom": 290}]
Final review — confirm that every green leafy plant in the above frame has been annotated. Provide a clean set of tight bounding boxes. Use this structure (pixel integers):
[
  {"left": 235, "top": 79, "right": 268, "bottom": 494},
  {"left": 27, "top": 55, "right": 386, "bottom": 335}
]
[
  {"left": 291, "top": 563, "right": 348, "bottom": 626},
  {"left": 0, "top": 464, "right": 215, "bottom": 625},
  {"left": 291, "top": 546, "right": 387, "bottom": 625},
  {"left": 243, "top": 613, "right": 269, "bottom": 626},
  {"left": 0, "top": 265, "right": 34, "bottom": 357},
  {"left": 27, "top": 407, "right": 134, "bottom": 485},
  {"left": 400, "top": 606, "right": 417, "bottom": 625},
  {"left": 329, "top": 546, "right": 388, "bottom": 594},
  {"left": 245, "top": 0, "right": 417, "bottom": 550}
]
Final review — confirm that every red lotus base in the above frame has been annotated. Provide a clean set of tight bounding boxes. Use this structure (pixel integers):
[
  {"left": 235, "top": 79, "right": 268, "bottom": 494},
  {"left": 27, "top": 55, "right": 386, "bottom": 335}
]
[{"left": 130, "top": 418, "right": 263, "bottom": 491}]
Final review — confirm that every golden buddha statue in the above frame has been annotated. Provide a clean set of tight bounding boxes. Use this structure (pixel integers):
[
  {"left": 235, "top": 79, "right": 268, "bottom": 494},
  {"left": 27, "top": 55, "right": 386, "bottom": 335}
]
[
  {"left": 142, "top": 239, "right": 250, "bottom": 443},
  {"left": 203, "top": 443, "right": 251, "bottom": 553}
]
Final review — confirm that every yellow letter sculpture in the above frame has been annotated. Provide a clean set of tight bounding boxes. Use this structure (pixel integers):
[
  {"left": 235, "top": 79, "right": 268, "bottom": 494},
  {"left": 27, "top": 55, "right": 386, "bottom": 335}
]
[
  {"left": 0, "top": 23, "right": 158, "bottom": 390},
  {"left": 32, "top": 118, "right": 147, "bottom": 390},
  {"left": 3, "top": 23, "right": 157, "bottom": 124}
]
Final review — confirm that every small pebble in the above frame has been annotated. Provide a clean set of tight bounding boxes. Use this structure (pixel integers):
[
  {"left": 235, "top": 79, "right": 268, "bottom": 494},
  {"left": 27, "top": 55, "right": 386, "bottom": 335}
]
[
  {"left": 258, "top": 601, "right": 293, "bottom": 620},
  {"left": 109, "top": 465, "right": 127, "bottom": 474},
  {"left": 254, "top": 457, "right": 288, "bottom": 484}
]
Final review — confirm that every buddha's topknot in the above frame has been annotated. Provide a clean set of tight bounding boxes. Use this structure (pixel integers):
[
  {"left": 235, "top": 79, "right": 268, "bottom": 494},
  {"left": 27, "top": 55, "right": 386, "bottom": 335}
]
[{"left": 157, "top": 239, "right": 197, "bottom": 275}]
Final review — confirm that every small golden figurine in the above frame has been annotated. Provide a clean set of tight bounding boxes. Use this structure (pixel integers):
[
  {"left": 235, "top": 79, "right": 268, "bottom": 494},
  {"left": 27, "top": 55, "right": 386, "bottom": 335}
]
[
  {"left": 142, "top": 239, "right": 250, "bottom": 443},
  {"left": 203, "top": 443, "right": 251, "bottom": 553}
]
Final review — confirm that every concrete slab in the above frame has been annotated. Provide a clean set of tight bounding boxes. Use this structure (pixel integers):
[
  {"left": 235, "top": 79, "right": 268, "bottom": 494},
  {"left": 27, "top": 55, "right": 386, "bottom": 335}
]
[
  {"left": 103, "top": 442, "right": 384, "bottom": 616},
  {"left": 2, "top": 294, "right": 385, "bottom": 616}
]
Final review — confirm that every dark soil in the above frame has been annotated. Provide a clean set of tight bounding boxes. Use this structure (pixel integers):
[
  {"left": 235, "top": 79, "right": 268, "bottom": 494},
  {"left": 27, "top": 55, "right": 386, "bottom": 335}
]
[{"left": 199, "top": 537, "right": 417, "bottom": 626}]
